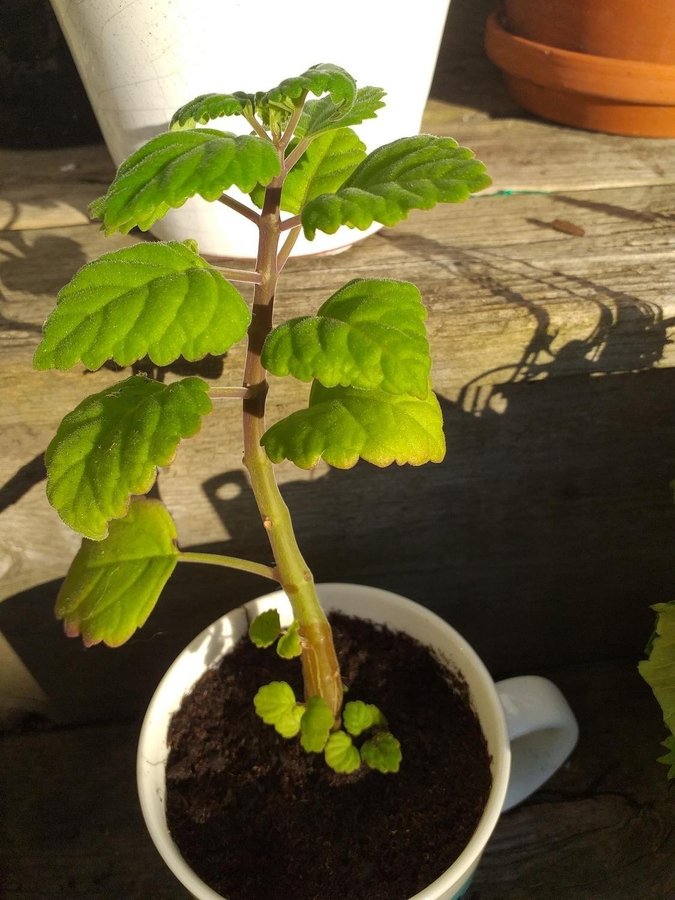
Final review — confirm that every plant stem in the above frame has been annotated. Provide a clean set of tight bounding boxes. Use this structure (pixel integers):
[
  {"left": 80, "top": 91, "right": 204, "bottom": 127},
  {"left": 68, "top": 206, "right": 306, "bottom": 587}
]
[
  {"left": 217, "top": 194, "right": 261, "bottom": 226},
  {"left": 179, "top": 551, "right": 277, "bottom": 582},
  {"left": 241, "top": 165, "right": 343, "bottom": 719}
]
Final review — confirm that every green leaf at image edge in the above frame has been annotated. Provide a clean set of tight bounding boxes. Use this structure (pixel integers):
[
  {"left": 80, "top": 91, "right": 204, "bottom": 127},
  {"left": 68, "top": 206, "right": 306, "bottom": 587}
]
[
  {"left": 33, "top": 241, "right": 251, "bottom": 371},
  {"left": 55, "top": 498, "right": 179, "bottom": 647},
  {"left": 45, "top": 375, "right": 212, "bottom": 540},
  {"left": 639, "top": 601, "right": 675, "bottom": 777}
]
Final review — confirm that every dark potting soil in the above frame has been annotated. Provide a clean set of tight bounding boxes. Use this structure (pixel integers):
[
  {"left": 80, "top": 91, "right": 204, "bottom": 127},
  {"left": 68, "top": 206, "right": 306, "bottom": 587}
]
[{"left": 166, "top": 613, "right": 492, "bottom": 900}]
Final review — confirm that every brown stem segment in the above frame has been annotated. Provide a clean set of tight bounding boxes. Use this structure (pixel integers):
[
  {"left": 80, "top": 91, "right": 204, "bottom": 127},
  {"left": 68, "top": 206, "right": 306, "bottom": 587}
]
[{"left": 241, "top": 168, "right": 343, "bottom": 719}]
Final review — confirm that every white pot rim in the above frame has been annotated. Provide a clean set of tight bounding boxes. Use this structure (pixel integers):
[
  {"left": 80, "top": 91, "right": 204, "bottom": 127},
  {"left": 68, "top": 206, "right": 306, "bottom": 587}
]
[{"left": 138, "top": 583, "right": 510, "bottom": 900}]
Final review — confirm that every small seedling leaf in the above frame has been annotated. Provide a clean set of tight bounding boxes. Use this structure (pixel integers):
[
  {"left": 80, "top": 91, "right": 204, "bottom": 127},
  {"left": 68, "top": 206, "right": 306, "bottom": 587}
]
[
  {"left": 90, "top": 129, "right": 280, "bottom": 235},
  {"left": 261, "top": 278, "right": 429, "bottom": 398},
  {"left": 261, "top": 382, "right": 445, "bottom": 469},
  {"left": 277, "top": 620, "right": 302, "bottom": 659},
  {"left": 45, "top": 375, "right": 212, "bottom": 540},
  {"left": 249, "top": 609, "right": 282, "bottom": 648},
  {"left": 343, "top": 700, "right": 387, "bottom": 737},
  {"left": 33, "top": 241, "right": 251, "bottom": 371},
  {"left": 254, "top": 682, "right": 304, "bottom": 738},
  {"left": 263, "top": 64, "right": 356, "bottom": 113},
  {"left": 170, "top": 92, "right": 256, "bottom": 129},
  {"left": 301, "top": 135, "right": 491, "bottom": 239},
  {"left": 300, "top": 696, "right": 334, "bottom": 753},
  {"left": 361, "top": 731, "right": 402, "bottom": 773},
  {"left": 324, "top": 731, "right": 361, "bottom": 774},
  {"left": 639, "top": 601, "right": 675, "bottom": 777},
  {"left": 54, "top": 497, "right": 178, "bottom": 647},
  {"left": 296, "top": 86, "right": 386, "bottom": 138}
]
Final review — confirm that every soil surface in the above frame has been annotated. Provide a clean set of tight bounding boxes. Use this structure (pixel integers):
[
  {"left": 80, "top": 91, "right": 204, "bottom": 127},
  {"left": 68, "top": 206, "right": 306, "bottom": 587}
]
[{"left": 166, "top": 613, "right": 492, "bottom": 900}]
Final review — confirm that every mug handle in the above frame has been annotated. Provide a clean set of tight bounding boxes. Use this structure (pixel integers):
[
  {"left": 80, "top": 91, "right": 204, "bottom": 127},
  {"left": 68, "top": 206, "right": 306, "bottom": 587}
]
[{"left": 496, "top": 675, "right": 579, "bottom": 811}]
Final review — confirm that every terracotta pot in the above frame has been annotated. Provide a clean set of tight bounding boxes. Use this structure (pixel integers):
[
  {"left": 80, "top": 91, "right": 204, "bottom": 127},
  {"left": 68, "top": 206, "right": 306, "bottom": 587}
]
[
  {"left": 137, "top": 583, "right": 578, "bottom": 899},
  {"left": 485, "top": 1, "right": 675, "bottom": 137}
]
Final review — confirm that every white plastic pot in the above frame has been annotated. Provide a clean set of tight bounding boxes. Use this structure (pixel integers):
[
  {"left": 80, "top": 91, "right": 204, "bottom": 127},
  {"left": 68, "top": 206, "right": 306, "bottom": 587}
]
[
  {"left": 49, "top": 0, "right": 452, "bottom": 258},
  {"left": 138, "top": 583, "right": 578, "bottom": 900}
]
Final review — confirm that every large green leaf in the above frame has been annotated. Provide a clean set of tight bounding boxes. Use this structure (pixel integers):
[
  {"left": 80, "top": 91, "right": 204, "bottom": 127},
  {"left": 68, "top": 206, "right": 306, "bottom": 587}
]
[
  {"left": 90, "top": 129, "right": 280, "bottom": 235},
  {"left": 261, "top": 382, "right": 445, "bottom": 469},
  {"left": 170, "top": 92, "right": 256, "bottom": 129},
  {"left": 55, "top": 498, "right": 179, "bottom": 647},
  {"left": 639, "top": 601, "right": 675, "bottom": 777},
  {"left": 250, "top": 128, "right": 365, "bottom": 213},
  {"left": 296, "top": 86, "right": 386, "bottom": 138},
  {"left": 301, "top": 135, "right": 491, "bottom": 239},
  {"left": 262, "top": 64, "right": 356, "bottom": 113},
  {"left": 46, "top": 375, "right": 212, "bottom": 540},
  {"left": 261, "top": 278, "right": 430, "bottom": 398},
  {"left": 33, "top": 241, "right": 250, "bottom": 371}
]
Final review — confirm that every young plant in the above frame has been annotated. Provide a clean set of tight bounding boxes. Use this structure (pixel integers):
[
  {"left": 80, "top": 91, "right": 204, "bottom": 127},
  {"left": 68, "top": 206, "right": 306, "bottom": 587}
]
[{"left": 34, "top": 64, "right": 490, "bottom": 772}]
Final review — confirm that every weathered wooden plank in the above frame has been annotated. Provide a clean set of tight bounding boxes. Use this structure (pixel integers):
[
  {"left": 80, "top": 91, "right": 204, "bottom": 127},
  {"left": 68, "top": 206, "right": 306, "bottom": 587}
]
[
  {"left": 2, "top": 179, "right": 674, "bottom": 721},
  {"left": 0, "top": 661, "right": 671, "bottom": 899}
]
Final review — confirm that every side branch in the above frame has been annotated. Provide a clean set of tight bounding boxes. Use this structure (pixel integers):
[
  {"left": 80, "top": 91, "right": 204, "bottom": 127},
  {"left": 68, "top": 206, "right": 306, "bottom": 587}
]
[
  {"left": 215, "top": 266, "right": 262, "bottom": 284},
  {"left": 179, "top": 551, "right": 278, "bottom": 582},
  {"left": 218, "top": 193, "right": 261, "bottom": 226}
]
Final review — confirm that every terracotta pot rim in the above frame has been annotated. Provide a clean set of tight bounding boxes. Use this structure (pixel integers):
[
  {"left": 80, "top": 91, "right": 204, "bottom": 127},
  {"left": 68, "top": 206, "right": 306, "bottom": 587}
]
[{"left": 485, "top": 9, "right": 675, "bottom": 105}]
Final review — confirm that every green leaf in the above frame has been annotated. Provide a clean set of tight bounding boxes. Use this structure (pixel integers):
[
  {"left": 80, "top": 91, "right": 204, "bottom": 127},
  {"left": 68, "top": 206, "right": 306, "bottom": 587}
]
[
  {"left": 343, "top": 700, "right": 387, "bottom": 737},
  {"left": 277, "top": 620, "right": 302, "bottom": 659},
  {"left": 262, "top": 382, "right": 445, "bottom": 469},
  {"left": 170, "top": 92, "right": 256, "bottom": 129},
  {"left": 281, "top": 128, "right": 366, "bottom": 215},
  {"left": 639, "top": 601, "right": 675, "bottom": 776},
  {"left": 261, "top": 278, "right": 430, "bottom": 398},
  {"left": 296, "top": 86, "right": 386, "bottom": 138},
  {"left": 33, "top": 241, "right": 251, "bottom": 371},
  {"left": 253, "top": 681, "right": 304, "bottom": 738},
  {"left": 90, "top": 129, "right": 280, "bottom": 235},
  {"left": 45, "top": 375, "right": 212, "bottom": 540},
  {"left": 324, "top": 731, "right": 361, "bottom": 774},
  {"left": 657, "top": 735, "right": 675, "bottom": 779},
  {"left": 263, "top": 64, "right": 356, "bottom": 113},
  {"left": 300, "top": 696, "right": 334, "bottom": 753},
  {"left": 301, "top": 135, "right": 491, "bottom": 239},
  {"left": 55, "top": 497, "right": 178, "bottom": 647},
  {"left": 249, "top": 609, "right": 282, "bottom": 648},
  {"left": 250, "top": 128, "right": 365, "bottom": 213},
  {"left": 361, "top": 731, "right": 402, "bottom": 773}
]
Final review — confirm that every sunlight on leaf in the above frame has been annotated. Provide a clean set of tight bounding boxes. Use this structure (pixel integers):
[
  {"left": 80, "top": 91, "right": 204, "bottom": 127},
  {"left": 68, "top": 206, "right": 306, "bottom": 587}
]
[
  {"left": 302, "top": 135, "right": 491, "bottom": 239},
  {"left": 170, "top": 92, "right": 256, "bottom": 129},
  {"left": 262, "top": 278, "right": 430, "bottom": 398},
  {"left": 90, "top": 129, "right": 280, "bottom": 235},
  {"left": 33, "top": 241, "right": 250, "bottom": 371},
  {"left": 55, "top": 498, "right": 179, "bottom": 647},
  {"left": 46, "top": 375, "right": 212, "bottom": 540},
  {"left": 297, "top": 86, "right": 386, "bottom": 138},
  {"left": 262, "top": 382, "right": 445, "bottom": 469}
]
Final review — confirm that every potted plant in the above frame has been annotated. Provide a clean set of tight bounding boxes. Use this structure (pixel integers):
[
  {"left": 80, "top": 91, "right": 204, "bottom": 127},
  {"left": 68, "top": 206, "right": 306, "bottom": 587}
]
[
  {"left": 34, "top": 64, "right": 578, "bottom": 898},
  {"left": 485, "top": 0, "right": 675, "bottom": 137}
]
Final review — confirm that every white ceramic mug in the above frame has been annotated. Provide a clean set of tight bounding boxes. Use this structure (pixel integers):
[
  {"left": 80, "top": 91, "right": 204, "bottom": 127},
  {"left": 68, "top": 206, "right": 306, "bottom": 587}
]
[
  {"left": 138, "top": 584, "right": 578, "bottom": 899},
  {"left": 49, "top": 0, "right": 452, "bottom": 258}
]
